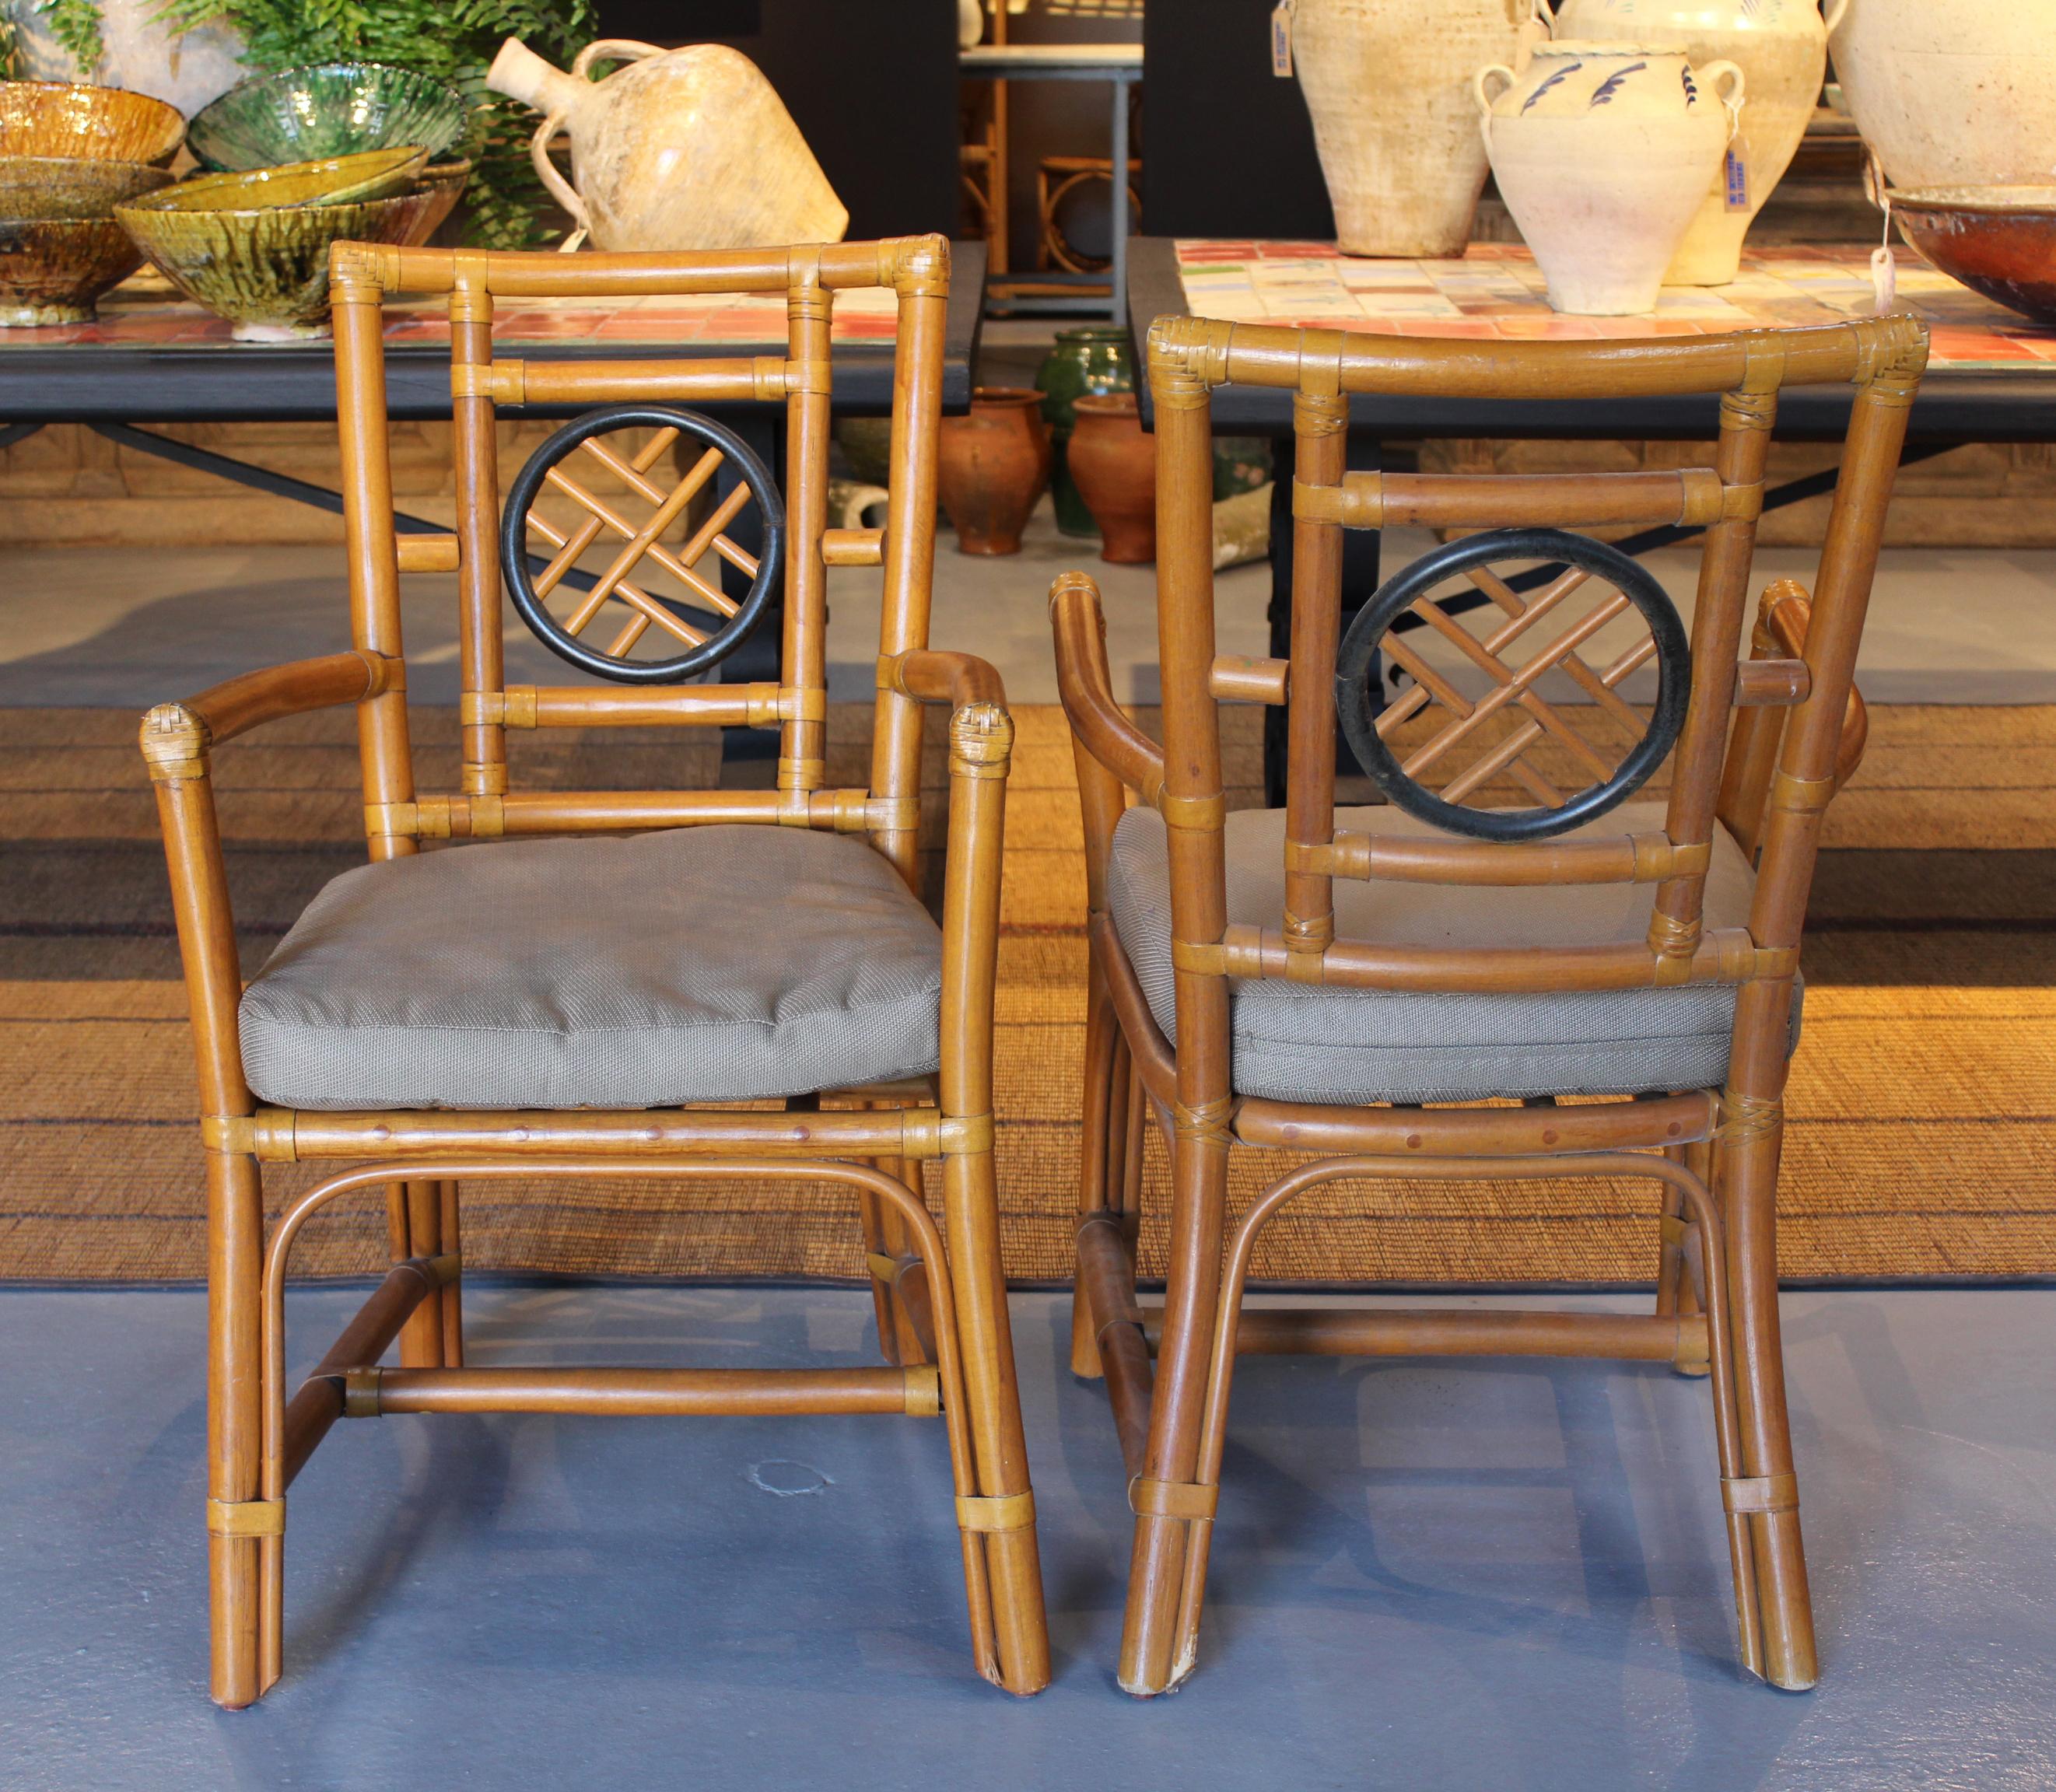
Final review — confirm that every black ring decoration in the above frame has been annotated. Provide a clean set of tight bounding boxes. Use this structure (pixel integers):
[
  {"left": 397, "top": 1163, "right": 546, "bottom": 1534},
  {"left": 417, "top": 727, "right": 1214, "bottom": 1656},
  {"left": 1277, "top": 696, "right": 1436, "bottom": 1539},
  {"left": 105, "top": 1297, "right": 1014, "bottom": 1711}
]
[
  {"left": 499, "top": 404, "right": 784, "bottom": 685},
  {"left": 1334, "top": 527, "right": 1691, "bottom": 842}
]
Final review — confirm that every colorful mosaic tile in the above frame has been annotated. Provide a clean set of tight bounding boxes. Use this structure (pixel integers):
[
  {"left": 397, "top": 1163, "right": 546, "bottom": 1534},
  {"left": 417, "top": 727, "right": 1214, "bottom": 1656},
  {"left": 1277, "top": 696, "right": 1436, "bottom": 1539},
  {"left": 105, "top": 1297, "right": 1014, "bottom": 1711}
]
[
  {"left": 1173, "top": 240, "right": 2056, "bottom": 373},
  {"left": 0, "top": 274, "right": 908, "bottom": 352}
]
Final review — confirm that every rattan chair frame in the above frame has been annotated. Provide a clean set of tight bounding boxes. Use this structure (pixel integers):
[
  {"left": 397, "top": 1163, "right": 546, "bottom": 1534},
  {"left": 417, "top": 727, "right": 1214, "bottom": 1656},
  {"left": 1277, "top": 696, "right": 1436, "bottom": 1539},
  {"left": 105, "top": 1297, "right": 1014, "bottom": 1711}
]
[
  {"left": 139, "top": 235, "right": 1049, "bottom": 1707},
  {"left": 1052, "top": 310, "right": 1927, "bottom": 1696}
]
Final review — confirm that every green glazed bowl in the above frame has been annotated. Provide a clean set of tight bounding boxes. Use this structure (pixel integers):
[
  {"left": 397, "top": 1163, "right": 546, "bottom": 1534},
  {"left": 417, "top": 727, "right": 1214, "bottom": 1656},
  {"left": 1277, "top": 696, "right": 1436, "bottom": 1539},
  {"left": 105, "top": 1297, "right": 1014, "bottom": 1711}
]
[
  {"left": 0, "top": 215, "right": 143, "bottom": 324},
  {"left": 139, "top": 147, "right": 430, "bottom": 214},
  {"left": 0, "top": 81, "right": 184, "bottom": 167},
  {"left": 187, "top": 64, "right": 469, "bottom": 173},
  {"left": 0, "top": 155, "right": 173, "bottom": 220},
  {"left": 115, "top": 186, "right": 447, "bottom": 339}
]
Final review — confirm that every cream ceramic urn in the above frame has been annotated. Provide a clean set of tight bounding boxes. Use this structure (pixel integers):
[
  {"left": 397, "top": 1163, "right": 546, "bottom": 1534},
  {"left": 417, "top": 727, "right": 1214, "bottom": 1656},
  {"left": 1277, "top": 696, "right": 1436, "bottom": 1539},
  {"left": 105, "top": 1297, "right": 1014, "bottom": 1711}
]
[
  {"left": 1546, "top": 0, "right": 1827, "bottom": 284},
  {"left": 1290, "top": 0, "right": 1541, "bottom": 257},
  {"left": 489, "top": 37, "right": 849, "bottom": 252},
  {"left": 1478, "top": 41, "right": 1744, "bottom": 313},
  {"left": 1827, "top": 0, "right": 2056, "bottom": 189}
]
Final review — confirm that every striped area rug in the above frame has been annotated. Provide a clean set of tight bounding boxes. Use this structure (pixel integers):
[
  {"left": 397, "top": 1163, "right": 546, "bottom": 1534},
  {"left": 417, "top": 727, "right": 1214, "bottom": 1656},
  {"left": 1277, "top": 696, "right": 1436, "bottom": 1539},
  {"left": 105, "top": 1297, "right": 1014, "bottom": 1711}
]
[{"left": 3, "top": 702, "right": 2052, "bottom": 1286}]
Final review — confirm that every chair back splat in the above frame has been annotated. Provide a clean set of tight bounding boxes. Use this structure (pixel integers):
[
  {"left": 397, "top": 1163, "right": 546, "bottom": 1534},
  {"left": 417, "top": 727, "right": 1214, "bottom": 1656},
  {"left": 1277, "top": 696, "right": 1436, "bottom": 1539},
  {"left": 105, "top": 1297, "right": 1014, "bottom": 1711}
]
[
  {"left": 139, "top": 236, "right": 1049, "bottom": 1708},
  {"left": 327, "top": 237, "right": 956, "bottom": 871},
  {"left": 1051, "top": 309, "right": 1927, "bottom": 1697}
]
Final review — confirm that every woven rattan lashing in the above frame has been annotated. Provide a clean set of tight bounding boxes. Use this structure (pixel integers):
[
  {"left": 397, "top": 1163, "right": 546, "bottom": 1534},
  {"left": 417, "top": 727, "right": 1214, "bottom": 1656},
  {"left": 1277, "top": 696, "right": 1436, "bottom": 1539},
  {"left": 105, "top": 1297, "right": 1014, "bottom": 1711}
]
[
  {"left": 1052, "top": 311, "right": 1927, "bottom": 1696},
  {"left": 140, "top": 236, "right": 1048, "bottom": 1707}
]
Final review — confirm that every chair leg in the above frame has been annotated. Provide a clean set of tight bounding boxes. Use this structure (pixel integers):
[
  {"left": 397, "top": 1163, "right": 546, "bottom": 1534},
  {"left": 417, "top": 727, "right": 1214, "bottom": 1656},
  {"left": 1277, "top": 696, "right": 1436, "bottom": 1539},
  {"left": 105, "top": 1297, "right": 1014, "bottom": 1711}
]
[
  {"left": 208, "top": 1149, "right": 268, "bottom": 1709},
  {"left": 437, "top": 1181, "right": 464, "bottom": 1368},
  {"left": 941, "top": 1141, "right": 1052, "bottom": 1696},
  {"left": 1659, "top": 1143, "right": 1711, "bottom": 1378},
  {"left": 1719, "top": 1120, "right": 1818, "bottom": 1690},
  {"left": 1070, "top": 977, "right": 1123, "bottom": 1379},
  {"left": 865, "top": 1160, "right": 937, "bottom": 1367},
  {"left": 1118, "top": 1125, "right": 1229, "bottom": 1696},
  {"left": 392, "top": 1181, "right": 446, "bottom": 1369}
]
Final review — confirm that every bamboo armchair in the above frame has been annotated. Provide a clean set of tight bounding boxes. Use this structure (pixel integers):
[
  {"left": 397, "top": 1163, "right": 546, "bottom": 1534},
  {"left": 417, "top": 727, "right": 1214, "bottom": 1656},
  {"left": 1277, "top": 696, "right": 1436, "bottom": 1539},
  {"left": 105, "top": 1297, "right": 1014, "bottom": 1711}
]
[
  {"left": 140, "top": 235, "right": 1048, "bottom": 1706},
  {"left": 1053, "top": 310, "right": 1927, "bottom": 1696}
]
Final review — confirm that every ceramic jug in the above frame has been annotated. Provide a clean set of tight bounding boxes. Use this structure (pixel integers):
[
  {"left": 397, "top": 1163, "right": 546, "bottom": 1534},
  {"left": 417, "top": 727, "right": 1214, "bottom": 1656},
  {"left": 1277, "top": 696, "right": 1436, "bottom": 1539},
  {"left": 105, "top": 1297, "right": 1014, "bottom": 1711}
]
[
  {"left": 1827, "top": 0, "right": 2056, "bottom": 190},
  {"left": 488, "top": 37, "right": 848, "bottom": 252},
  {"left": 1288, "top": 0, "right": 1543, "bottom": 257},
  {"left": 1477, "top": 42, "right": 1744, "bottom": 313},
  {"left": 1543, "top": 0, "right": 1826, "bottom": 284}
]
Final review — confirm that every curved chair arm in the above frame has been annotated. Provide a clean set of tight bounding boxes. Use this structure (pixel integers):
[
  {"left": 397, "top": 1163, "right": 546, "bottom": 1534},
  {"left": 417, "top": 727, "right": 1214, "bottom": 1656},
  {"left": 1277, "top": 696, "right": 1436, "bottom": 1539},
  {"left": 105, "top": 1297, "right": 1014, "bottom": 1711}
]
[
  {"left": 138, "top": 649, "right": 398, "bottom": 1132},
  {"left": 1760, "top": 587, "right": 1869, "bottom": 792},
  {"left": 875, "top": 647, "right": 1016, "bottom": 1130},
  {"left": 1715, "top": 581, "right": 1868, "bottom": 859},
  {"left": 156, "top": 649, "right": 395, "bottom": 756},
  {"left": 1048, "top": 572, "right": 1166, "bottom": 805},
  {"left": 885, "top": 647, "right": 1007, "bottom": 711}
]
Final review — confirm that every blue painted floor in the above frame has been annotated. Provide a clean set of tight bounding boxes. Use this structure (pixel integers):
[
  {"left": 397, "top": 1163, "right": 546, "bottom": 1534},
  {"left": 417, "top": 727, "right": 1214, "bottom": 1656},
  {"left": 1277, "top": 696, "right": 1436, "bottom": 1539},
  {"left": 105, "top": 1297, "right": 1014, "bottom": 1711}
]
[{"left": 3, "top": 1285, "right": 2052, "bottom": 1790}]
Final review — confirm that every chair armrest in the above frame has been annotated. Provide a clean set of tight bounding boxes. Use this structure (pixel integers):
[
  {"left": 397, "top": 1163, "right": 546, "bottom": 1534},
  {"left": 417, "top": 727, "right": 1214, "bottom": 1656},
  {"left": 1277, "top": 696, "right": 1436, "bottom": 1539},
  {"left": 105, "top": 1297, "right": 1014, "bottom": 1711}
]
[
  {"left": 145, "top": 648, "right": 394, "bottom": 759},
  {"left": 1047, "top": 571, "right": 1165, "bottom": 804},
  {"left": 1759, "top": 587, "right": 1868, "bottom": 790},
  {"left": 882, "top": 646, "right": 1007, "bottom": 710},
  {"left": 137, "top": 649, "right": 392, "bottom": 1132},
  {"left": 1715, "top": 581, "right": 1867, "bottom": 859}
]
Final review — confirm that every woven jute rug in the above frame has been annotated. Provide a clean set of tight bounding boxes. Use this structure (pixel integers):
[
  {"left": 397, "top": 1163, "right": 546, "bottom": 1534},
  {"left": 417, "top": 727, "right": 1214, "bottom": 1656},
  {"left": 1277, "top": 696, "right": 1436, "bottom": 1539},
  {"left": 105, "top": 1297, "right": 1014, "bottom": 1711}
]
[{"left": 3, "top": 702, "right": 2052, "bottom": 1286}]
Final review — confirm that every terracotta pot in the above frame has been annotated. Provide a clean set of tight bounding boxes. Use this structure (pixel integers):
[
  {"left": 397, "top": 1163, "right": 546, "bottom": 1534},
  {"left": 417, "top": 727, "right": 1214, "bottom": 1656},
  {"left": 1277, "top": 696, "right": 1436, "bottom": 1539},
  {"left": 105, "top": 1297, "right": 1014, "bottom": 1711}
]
[
  {"left": 1291, "top": 0, "right": 1540, "bottom": 257},
  {"left": 937, "top": 387, "right": 1051, "bottom": 556},
  {"left": 1827, "top": 0, "right": 2056, "bottom": 191},
  {"left": 1067, "top": 394, "right": 1156, "bottom": 565},
  {"left": 489, "top": 37, "right": 847, "bottom": 251},
  {"left": 1546, "top": 0, "right": 1827, "bottom": 285},
  {"left": 1478, "top": 42, "right": 1743, "bottom": 314},
  {"left": 1034, "top": 324, "right": 1133, "bottom": 538}
]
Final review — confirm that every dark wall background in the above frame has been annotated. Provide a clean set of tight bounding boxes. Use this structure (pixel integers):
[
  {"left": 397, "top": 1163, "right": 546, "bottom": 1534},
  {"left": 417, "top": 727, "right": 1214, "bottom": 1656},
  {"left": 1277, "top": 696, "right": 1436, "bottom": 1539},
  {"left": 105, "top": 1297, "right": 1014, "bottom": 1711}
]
[
  {"left": 1140, "top": 0, "right": 1333, "bottom": 240},
  {"left": 592, "top": 0, "right": 961, "bottom": 240}
]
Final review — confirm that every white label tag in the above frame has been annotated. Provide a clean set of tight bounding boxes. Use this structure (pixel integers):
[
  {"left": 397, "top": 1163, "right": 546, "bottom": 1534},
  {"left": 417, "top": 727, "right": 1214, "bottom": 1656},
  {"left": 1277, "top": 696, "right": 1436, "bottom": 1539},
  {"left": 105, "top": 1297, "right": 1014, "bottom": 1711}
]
[
  {"left": 1270, "top": 0, "right": 1294, "bottom": 76},
  {"left": 1723, "top": 151, "right": 1750, "bottom": 212}
]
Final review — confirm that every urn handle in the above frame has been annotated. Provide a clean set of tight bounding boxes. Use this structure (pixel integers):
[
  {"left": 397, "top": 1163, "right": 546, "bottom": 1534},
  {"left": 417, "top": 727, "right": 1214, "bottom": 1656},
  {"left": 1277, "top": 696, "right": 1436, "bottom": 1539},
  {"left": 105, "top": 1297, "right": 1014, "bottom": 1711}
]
[
  {"left": 530, "top": 43, "right": 670, "bottom": 249},
  {"left": 1699, "top": 58, "right": 1746, "bottom": 140},
  {"left": 571, "top": 37, "right": 667, "bottom": 78},
  {"left": 1473, "top": 63, "right": 1518, "bottom": 145},
  {"left": 528, "top": 112, "right": 590, "bottom": 246}
]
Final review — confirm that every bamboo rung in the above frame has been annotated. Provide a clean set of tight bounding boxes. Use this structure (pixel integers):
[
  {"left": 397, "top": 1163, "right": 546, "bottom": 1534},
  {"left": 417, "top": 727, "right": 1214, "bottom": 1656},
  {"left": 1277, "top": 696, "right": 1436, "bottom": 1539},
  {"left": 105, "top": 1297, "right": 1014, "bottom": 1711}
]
[
  {"left": 364, "top": 1366, "right": 940, "bottom": 1417},
  {"left": 1076, "top": 1216, "right": 1152, "bottom": 1478},
  {"left": 1140, "top": 1306, "right": 1707, "bottom": 1363},
  {"left": 282, "top": 1256, "right": 445, "bottom": 1486}
]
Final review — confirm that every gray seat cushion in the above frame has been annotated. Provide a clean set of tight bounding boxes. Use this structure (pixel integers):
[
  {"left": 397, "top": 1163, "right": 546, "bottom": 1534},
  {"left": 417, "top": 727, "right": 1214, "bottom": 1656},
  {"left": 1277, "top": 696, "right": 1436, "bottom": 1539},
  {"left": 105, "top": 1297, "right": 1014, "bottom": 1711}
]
[
  {"left": 240, "top": 825, "right": 943, "bottom": 1111},
  {"left": 1106, "top": 801, "right": 1793, "bottom": 1105}
]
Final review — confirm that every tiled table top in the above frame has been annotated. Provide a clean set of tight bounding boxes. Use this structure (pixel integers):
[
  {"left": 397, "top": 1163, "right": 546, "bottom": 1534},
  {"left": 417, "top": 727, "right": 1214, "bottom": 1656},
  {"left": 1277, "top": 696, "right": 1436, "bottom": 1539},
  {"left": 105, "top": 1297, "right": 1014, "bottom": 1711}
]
[
  {"left": 0, "top": 278, "right": 905, "bottom": 351},
  {"left": 1175, "top": 241, "right": 2056, "bottom": 373}
]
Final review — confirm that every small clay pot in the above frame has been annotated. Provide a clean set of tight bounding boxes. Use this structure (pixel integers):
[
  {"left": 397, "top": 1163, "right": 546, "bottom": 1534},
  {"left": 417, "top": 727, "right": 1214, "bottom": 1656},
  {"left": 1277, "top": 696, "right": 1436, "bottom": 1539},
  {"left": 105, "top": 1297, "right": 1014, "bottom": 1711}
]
[
  {"left": 937, "top": 387, "right": 1051, "bottom": 555},
  {"left": 1066, "top": 392, "right": 1155, "bottom": 564},
  {"left": 1034, "top": 324, "right": 1133, "bottom": 537}
]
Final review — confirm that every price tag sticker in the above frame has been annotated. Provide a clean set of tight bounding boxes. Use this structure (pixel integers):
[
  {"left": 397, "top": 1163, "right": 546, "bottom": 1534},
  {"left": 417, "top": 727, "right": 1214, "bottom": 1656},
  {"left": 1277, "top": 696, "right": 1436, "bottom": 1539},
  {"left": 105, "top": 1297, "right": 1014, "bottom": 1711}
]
[
  {"left": 1270, "top": 0, "right": 1294, "bottom": 77},
  {"left": 1724, "top": 151, "right": 1750, "bottom": 212}
]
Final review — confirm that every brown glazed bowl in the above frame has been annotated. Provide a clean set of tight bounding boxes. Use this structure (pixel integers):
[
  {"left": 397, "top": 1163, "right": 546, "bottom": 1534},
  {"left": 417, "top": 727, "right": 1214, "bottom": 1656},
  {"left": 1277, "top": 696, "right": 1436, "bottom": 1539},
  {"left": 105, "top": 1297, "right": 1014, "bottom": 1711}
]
[
  {"left": 404, "top": 159, "right": 471, "bottom": 243},
  {"left": 1893, "top": 187, "right": 2056, "bottom": 326},
  {"left": 0, "top": 215, "right": 144, "bottom": 324},
  {"left": 0, "top": 81, "right": 185, "bottom": 167},
  {"left": 0, "top": 154, "right": 173, "bottom": 220}
]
